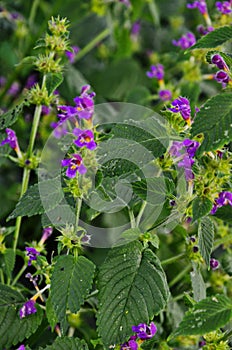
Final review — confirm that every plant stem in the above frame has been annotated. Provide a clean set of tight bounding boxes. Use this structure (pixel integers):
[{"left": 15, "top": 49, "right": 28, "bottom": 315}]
[
  {"left": 128, "top": 209, "right": 136, "bottom": 228},
  {"left": 161, "top": 253, "right": 186, "bottom": 266},
  {"left": 11, "top": 264, "right": 27, "bottom": 286},
  {"left": 75, "top": 28, "right": 110, "bottom": 62},
  {"left": 28, "top": 0, "right": 40, "bottom": 29},
  {"left": 136, "top": 201, "right": 147, "bottom": 227},
  {"left": 169, "top": 264, "right": 191, "bottom": 288},
  {"left": 75, "top": 197, "right": 82, "bottom": 231}
]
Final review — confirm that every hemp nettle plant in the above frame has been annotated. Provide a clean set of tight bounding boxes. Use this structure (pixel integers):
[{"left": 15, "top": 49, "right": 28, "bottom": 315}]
[{"left": 0, "top": 0, "right": 232, "bottom": 349}]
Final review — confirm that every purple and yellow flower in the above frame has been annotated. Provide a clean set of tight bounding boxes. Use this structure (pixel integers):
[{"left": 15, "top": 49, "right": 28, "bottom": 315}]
[
  {"left": 120, "top": 336, "right": 138, "bottom": 350},
  {"left": 1, "top": 128, "right": 19, "bottom": 151},
  {"left": 61, "top": 154, "right": 87, "bottom": 178},
  {"left": 73, "top": 128, "right": 97, "bottom": 150},
  {"left": 210, "top": 258, "right": 219, "bottom": 270},
  {"left": 65, "top": 45, "right": 80, "bottom": 63},
  {"left": 73, "top": 85, "right": 96, "bottom": 120},
  {"left": 182, "top": 139, "right": 200, "bottom": 158},
  {"left": 214, "top": 70, "right": 230, "bottom": 85},
  {"left": 146, "top": 64, "right": 164, "bottom": 80},
  {"left": 172, "top": 32, "right": 196, "bottom": 50},
  {"left": 211, "top": 191, "right": 232, "bottom": 214},
  {"left": 211, "top": 54, "right": 228, "bottom": 70},
  {"left": 187, "top": 0, "right": 208, "bottom": 15},
  {"left": 159, "top": 89, "right": 172, "bottom": 101},
  {"left": 26, "top": 247, "right": 40, "bottom": 266},
  {"left": 132, "top": 322, "right": 157, "bottom": 340},
  {"left": 216, "top": 1, "right": 232, "bottom": 14},
  {"left": 19, "top": 299, "right": 37, "bottom": 319},
  {"left": 168, "top": 97, "right": 192, "bottom": 125}
]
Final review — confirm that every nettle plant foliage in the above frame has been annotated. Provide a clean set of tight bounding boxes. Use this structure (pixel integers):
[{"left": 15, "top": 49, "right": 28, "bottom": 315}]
[{"left": 0, "top": 1, "right": 232, "bottom": 350}]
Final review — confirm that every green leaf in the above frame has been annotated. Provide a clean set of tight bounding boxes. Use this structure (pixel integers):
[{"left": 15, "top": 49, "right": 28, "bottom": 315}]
[
  {"left": 46, "top": 73, "right": 63, "bottom": 95},
  {"left": 191, "top": 93, "right": 232, "bottom": 154},
  {"left": 190, "top": 263, "right": 206, "bottom": 302},
  {"left": 221, "top": 252, "right": 232, "bottom": 276},
  {"left": 192, "top": 196, "right": 212, "bottom": 222},
  {"left": 0, "top": 283, "right": 43, "bottom": 349},
  {"left": 4, "top": 248, "right": 15, "bottom": 278},
  {"left": 198, "top": 217, "right": 214, "bottom": 267},
  {"left": 188, "top": 26, "right": 232, "bottom": 50},
  {"left": 38, "top": 336, "right": 89, "bottom": 349},
  {"left": 97, "top": 241, "right": 169, "bottom": 347},
  {"left": 50, "top": 255, "right": 95, "bottom": 331},
  {"left": 46, "top": 296, "right": 58, "bottom": 331},
  {"left": 8, "top": 178, "right": 63, "bottom": 220},
  {"left": 213, "top": 205, "right": 232, "bottom": 223},
  {"left": 132, "top": 177, "right": 174, "bottom": 205},
  {"left": 169, "top": 294, "right": 232, "bottom": 338},
  {"left": 41, "top": 204, "right": 75, "bottom": 228},
  {"left": 125, "top": 86, "right": 150, "bottom": 105},
  {"left": 0, "top": 99, "right": 29, "bottom": 130}
]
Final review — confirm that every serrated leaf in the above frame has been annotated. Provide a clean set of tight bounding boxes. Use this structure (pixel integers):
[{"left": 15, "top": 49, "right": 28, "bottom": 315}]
[
  {"left": 46, "top": 296, "right": 58, "bottom": 331},
  {"left": 191, "top": 93, "right": 232, "bottom": 154},
  {"left": 198, "top": 217, "right": 214, "bottom": 267},
  {"left": 38, "top": 336, "right": 89, "bottom": 349},
  {"left": 41, "top": 204, "right": 75, "bottom": 227},
  {"left": 169, "top": 294, "right": 232, "bottom": 339},
  {"left": 0, "top": 99, "right": 29, "bottom": 130},
  {"left": 0, "top": 284, "right": 43, "bottom": 349},
  {"left": 46, "top": 73, "right": 63, "bottom": 95},
  {"left": 8, "top": 178, "right": 63, "bottom": 220},
  {"left": 192, "top": 197, "right": 212, "bottom": 222},
  {"left": 4, "top": 248, "right": 15, "bottom": 278},
  {"left": 97, "top": 241, "right": 169, "bottom": 346},
  {"left": 190, "top": 263, "right": 206, "bottom": 302},
  {"left": 188, "top": 26, "right": 232, "bottom": 50},
  {"left": 50, "top": 255, "right": 95, "bottom": 331}
]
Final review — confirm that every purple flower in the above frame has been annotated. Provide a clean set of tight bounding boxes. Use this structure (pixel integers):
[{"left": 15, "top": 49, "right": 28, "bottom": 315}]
[
  {"left": 65, "top": 45, "right": 80, "bottom": 63},
  {"left": 61, "top": 154, "right": 87, "bottom": 178},
  {"left": 159, "top": 89, "right": 172, "bottom": 101},
  {"left": 0, "top": 76, "right": 6, "bottom": 87},
  {"left": 172, "top": 32, "right": 196, "bottom": 50},
  {"left": 42, "top": 105, "right": 51, "bottom": 116},
  {"left": 199, "top": 340, "right": 207, "bottom": 348},
  {"left": 26, "top": 247, "right": 40, "bottom": 266},
  {"left": 168, "top": 96, "right": 191, "bottom": 123},
  {"left": 119, "top": 0, "right": 131, "bottom": 7},
  {"left": 216, "top": 1, "right": 232, "bottom": 14},
  {"left": 182, "top": 139, "right": 200, "bottom": 158},
  {"left": 7, "top": 81, "right": 20, "bottom": 96},
  {"left": 214, "top": 70, "right": 230, "bottom": 85},
  {"left": 178, "top": 155, "right": 195, "bottom": 181},
  {"left": 211, "top": 54, "right": 228, "bottom": 70},
  {"left": 131, "top": 21, "right": 141, "bottom": 37},
  {"left": 210, "top": 258, "right": 219, "bottom": 270},
  {"left": 17, "top": 345, "right": 26, "bottom": 350},
  {"left": 40, "top": 227, "right": 53, "bottom": 244},
  {"left": 132, "top": 322, "right": 157, "bottom": 340},
  {"left": 211, "top": 191, "right": 232, "bottom": 214},
  {"left": 169, "top": 141, "right": 183, "bottom": 157},
  {"left": 19, "top": 299, "right": 37, "bottom": 318},
  {"left": 50, "top": 121, "right": 68, "bottom": 139},
  {"left": 146, "top": 64, "right": 164, "bottom": 80},
  {"left": 197, "top": 25, "right": 214, "bottom": 36},
  {"left": 73, "top": 128, "right": 97, "bottom": 150},
  {"left": 1, "top": 128, "right": 19, "bottom": 150},
  {"left": 120, "top": 336, "right": 138, "bottom": 350},
  {"left": 25, "top": 74, "right": 38, "bottom": 89},
  {"left": 187, "top": 0, "right": 207, "bottom": 15}
]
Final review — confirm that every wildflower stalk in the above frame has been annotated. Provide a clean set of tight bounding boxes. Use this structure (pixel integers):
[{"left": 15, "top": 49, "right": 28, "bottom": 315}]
[
  {"left": 11, "top": 264, "right": 27, "bottom": 286},
  {"left": 28, "top": 0, "right": 40, "bottom": 29},
  {"left": 169, "top": 264, "right": 191, "bottom": 287},
  {"left": 75, "top": 28, "right": 110, "bottom": 62},
  {"left": 161, "top": 252, "right": 186, "bottom": 266},
  {"left": 13, "top": 76, "right": 46, "bottom": 252},
  {"left": 136, "top": 201, "right": 147, "bottom": 227}
]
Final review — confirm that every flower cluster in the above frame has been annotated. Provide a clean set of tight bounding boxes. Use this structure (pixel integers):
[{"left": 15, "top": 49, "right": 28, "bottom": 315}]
[
  {"left": 120, "top": 322, "right": 157, "bottom": 349},
  {"left": 60, "top": 85, "right": 97, "bottom": 178},
  {"left": 19, "top": 299, "right": 37, "bottom": 318},
  {"left": 216, "top": 1, "right": 232, "bottom": 14},
  {"left": 172, "top": 32, "right": 196, "bottom": 50},
  {"left": 26, "top": 247, "right": 40, "bottom": 266},
  {"left": 168, "top": 96, "right": 192, "bottom": 125},
  {"left": 169, "top": 139, "right": 200, "bottom": 181},
  {"left": 211, "top": 54, "right": 230, "bottom": 87},
  {"left": 211, "top": 191, "right": 232, "bottom": 214},
  {"left": 146, "top": 64, "right": 172, "bottom": 101},
  {"left": 187, "top": 0, "right": 208, "bottom": 15}
]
